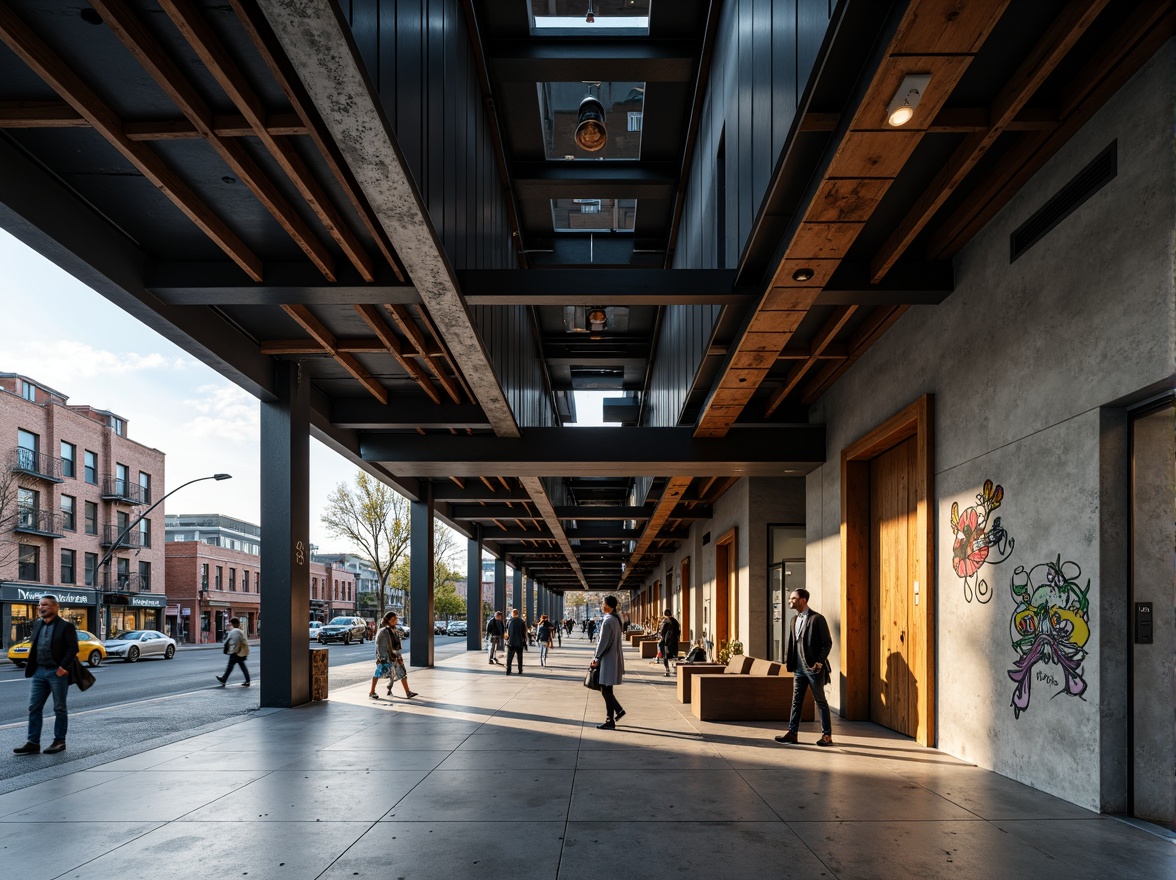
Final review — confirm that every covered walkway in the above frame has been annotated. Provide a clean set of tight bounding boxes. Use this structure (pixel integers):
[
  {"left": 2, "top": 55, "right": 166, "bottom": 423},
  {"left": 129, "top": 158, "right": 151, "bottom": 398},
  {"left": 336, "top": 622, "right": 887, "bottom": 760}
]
[{"left": 3, "top": 639, "right": 1171, "bottom": 879}]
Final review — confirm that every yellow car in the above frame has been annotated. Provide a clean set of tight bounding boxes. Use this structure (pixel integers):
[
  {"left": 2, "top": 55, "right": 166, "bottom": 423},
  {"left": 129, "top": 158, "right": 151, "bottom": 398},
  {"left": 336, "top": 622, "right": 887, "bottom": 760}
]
[{"left": 8, "top": 630, "right": 106, "bottom": 668}]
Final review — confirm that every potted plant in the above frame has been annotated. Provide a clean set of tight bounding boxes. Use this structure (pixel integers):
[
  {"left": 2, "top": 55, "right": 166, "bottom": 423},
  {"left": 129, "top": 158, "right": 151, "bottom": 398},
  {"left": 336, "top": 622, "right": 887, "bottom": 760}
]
[{"left": 715, "top": 638, "right": 744, "bottom": 665}]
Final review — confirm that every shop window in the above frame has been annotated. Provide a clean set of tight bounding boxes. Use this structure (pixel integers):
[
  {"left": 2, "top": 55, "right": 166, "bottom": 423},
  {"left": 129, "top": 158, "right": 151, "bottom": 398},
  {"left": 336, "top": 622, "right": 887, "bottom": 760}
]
[
  {"left": 9, "top": 604, "right": 35, "bottom": 646},
  {"left": 767, "top": 525, "right": 806, "bottom": 665},
  {"left": 18, "top": 544, "right": 38, "bottom": 581},
  {"left": 61, "top": 548, "right": 76, "bottom": 584},
  {"left": 61, "top": 494, "right": 76, "bottom": 530}
]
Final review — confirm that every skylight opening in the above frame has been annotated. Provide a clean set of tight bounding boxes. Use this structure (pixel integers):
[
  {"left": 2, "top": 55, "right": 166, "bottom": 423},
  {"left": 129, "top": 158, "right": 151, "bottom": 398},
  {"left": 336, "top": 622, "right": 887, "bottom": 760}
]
[
  {"left": 530, "top": 1, "right": 651, "bottom": 36},
  {"left": 552, "top": 198, "right": 637, "bottom": 232}
]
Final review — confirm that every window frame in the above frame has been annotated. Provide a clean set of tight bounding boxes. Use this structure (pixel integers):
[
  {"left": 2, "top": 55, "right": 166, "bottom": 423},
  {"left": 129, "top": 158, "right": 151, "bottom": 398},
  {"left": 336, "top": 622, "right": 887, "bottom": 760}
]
[
  {"left": 61, "top": 494, "right": 76, "bottom": 531},
  {"left": 61, "top": 548, "right": 76, "bottom": 584},
  {"left": 61, "top": 441, "right": 76, "bottom": 478}
]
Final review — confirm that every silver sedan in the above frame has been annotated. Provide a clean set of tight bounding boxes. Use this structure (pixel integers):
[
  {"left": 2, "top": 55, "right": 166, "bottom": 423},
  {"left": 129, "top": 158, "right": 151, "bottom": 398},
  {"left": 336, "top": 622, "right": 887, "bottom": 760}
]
[{"left": 104, "top": 630, "right": 177, "bottom": 662}]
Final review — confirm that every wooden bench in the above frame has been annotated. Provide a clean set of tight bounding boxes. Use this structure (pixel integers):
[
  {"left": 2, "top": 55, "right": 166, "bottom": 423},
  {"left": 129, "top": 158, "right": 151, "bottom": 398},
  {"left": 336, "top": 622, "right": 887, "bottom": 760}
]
[
  {"left": 690, "top": 657, "right": 816, "bottom": 722},
  {"left": 675, "top": 662, "right": 726, "bottom": 702},
  {"left": 639, "top": 639, "right": 666, "bottom": 659}
]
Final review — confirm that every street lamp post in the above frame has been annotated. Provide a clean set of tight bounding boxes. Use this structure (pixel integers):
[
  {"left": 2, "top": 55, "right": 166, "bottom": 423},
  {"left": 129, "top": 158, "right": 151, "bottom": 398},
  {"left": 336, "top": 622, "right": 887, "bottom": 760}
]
[{"left": 94, "top": 472, "right": 231, "bottom": 636}]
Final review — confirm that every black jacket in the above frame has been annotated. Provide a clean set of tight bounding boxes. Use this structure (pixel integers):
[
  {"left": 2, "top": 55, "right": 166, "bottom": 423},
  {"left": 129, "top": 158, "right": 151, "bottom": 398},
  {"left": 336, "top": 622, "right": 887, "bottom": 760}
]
[
  {"left": 785, "top": 610, "right": 832, "bottom": 685},
  {"left": 24, "top": 616, "right": 79, "bottom": 677},
  {"left": 486, "top": 617, "right": 505, "bottom": 639},
  {"left": 505, "top": 616, "right": 528, "bottom": 647},
  {"left": 659, "top": 616, "right": 681, "bottom": 654}
]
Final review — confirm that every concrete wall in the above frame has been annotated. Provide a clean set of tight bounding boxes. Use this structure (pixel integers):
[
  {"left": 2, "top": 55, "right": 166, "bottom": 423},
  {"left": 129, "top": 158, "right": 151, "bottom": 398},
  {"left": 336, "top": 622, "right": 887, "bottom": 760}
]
[{"left": 805, "top": 40, "right": 1174, "bottom": 811}]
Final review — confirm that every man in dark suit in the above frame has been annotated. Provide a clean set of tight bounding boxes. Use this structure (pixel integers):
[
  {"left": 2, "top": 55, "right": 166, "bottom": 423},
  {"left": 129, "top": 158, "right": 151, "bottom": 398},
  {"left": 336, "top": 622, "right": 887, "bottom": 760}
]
[
  {"left": 14, "top": 595, "right": 79, "bottom": 756},
  {"left": 485, "top": 611, "right": 505, "bottom": 665},
  {"left": 505, "top": 608, "right": 528, "bottom": 674},
  {"left": 774, "top": 588, "right": 834, "bottom": 747}
]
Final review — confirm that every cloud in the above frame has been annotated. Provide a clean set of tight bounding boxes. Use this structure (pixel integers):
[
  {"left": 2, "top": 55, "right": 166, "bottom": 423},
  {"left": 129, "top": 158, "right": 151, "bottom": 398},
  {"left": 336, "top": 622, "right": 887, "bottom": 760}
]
[
  {"left": 182, "top": 383, "right": 260, "bottom": 444},
  {"left": 5, "top": 339, "right": 194, "bottom": 388}
]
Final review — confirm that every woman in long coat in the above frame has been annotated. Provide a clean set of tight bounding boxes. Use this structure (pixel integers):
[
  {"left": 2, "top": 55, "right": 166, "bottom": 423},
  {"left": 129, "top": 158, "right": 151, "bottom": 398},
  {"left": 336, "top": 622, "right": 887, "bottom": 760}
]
[{"left": 590, "top": 595, "right": 626, "bottom": 729}]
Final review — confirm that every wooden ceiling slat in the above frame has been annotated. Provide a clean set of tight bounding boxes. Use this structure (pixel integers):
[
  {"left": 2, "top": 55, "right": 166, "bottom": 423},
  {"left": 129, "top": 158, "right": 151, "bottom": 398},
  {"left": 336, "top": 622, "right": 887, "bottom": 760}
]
[
  {"left": 799, "top": 305, "right": 910, "bottom": 405},
  {"left": 0, "top": 4, "right": 263, "bottom": 281},
  {"left": 92, "top": 0, "right": 337, "bottom": 281},
  {"left": 870, "top": 0, "right": 1111, "bottom": 283},
  {"left": 154, "top": 0, "right": 378, "bottom": 283},
  {"left": 620, "top": 476, "right": 692, "bottom": 589},
  {"left": 280, "top": 305, "right": 389, "bottom": 404},
  {"left": 226, "top": 0, "right": 405, "bottom": 283},
  {"left": 354, "top": 305, "right": 443, "bottom": 404},
  {"left": 763, "top": 306, "right": 856, "bottom": 418},
  {"left": 384, "top": 304, "right": 464, "bottom": 404}
]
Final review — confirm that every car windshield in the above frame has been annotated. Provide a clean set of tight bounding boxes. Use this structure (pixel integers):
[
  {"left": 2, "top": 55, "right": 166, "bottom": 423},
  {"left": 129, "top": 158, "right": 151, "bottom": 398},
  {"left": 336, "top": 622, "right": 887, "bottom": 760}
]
[
  {"left": 327, "top": 618, "right": 352, "bottom": 626},
  {"left": 113, "top": 630, "right": 148, "bottom": 640}
]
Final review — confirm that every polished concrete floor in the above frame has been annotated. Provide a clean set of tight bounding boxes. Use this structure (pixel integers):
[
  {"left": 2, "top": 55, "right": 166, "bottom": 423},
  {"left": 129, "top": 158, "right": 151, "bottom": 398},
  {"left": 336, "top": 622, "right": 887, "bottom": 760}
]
[{"left": 2, "top": 639, "right": 1172, "bottom": 879}]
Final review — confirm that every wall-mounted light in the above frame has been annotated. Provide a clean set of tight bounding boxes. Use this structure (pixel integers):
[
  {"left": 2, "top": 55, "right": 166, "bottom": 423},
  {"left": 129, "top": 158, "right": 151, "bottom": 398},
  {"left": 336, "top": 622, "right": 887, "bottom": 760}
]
[
  {"left": 575, "top": 94, "right": 607, "bottom": 152},
  {"left": 886, "top": 73, "right": 932, "bottom": 127}
]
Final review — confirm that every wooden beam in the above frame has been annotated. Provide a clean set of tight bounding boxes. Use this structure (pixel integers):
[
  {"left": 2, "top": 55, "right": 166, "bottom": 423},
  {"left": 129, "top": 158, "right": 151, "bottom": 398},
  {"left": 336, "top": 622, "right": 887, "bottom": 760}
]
[
  {"left": 763, "top": 306, "right": 857, "bottom": 417},
  {"left": 0, "top": 4, "right": 263, "bottom": 281},
  {"left": 226, "top": 0, "right": 405, "bottom": 282},
  {"left": 155, "top": 0, "right": 376, "bottom": 283},
  {"left": 280, "top": 304, "right": 389, "bottom": 404},
  {"left": 800, "top": 305, "right": 909, "bottom": 405},
  {"left": 621, "top": 477, "right": 692, "bottom": 588},
  {"left": 384, "top": 304, "right": 464, "bottom": 404},
  {"left": 354, "top": 305, "right": 443, "bottom": 404},
  {"left": 90, "top": 0, "right": 337, "bottom": 281},
  {"left": 869, "top": 0, "right": 1110, "bottom": 283}
]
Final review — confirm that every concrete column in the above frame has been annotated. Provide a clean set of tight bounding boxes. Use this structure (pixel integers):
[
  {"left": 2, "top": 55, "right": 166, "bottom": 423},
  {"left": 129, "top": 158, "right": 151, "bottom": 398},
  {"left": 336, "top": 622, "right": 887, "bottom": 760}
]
[
  {"left": 260, "top": 360, "right": 310, "bottom": 708},
  {"left": 466, "top": 527, "right": 482, "bottom": 651},
  {"left": 409, "top": 482, "right": 434, "bottom": 668},
  {"left": 494, "top": 558, "right": 506, "bottom": 613},
  {"left": 525, "top": 575, "right": 535, "bottom": 622},
  {"left": 512, "top": 567, "right": 522, "bottom": 613}
]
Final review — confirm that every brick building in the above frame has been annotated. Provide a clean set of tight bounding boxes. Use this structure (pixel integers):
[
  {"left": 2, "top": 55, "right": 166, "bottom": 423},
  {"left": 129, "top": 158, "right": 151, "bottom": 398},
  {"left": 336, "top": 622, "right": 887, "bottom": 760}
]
[
  {"left": 165, "top": 541, "right": 261, "bottom": 644},
  {"left": 0, "top": 372, "right": 166, "bottom": 647},
  {"left": 309, "top": 559, "right": 357, "bottom": 623}
]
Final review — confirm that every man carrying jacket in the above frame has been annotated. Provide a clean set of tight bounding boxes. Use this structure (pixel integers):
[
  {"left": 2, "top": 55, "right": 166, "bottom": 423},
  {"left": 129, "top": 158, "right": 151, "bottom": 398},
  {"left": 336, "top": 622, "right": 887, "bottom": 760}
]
[
  {"left": 774, "top": 588, "right": 835, "bottom": 747},
  {"left": 14, "top": 595, "right": 78, "bottom": 756}
]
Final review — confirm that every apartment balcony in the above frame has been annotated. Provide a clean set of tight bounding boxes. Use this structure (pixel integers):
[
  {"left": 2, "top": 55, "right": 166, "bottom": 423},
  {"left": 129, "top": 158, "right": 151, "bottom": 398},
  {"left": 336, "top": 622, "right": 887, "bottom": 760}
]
[
  {"left": 11, "top": 447, "right": 63, "bottom": 483},
  {"left": 112, "top": 573, "right": 150, "bottom": 593},
  {"left": 14, "top": 508, "right": 64, "bottom": 538},
  {"left": 101, "top": 476, "right": 147, "bottom": 504},
  {"left": 100, "top": 524, "right": 144, "bottom": 549}
]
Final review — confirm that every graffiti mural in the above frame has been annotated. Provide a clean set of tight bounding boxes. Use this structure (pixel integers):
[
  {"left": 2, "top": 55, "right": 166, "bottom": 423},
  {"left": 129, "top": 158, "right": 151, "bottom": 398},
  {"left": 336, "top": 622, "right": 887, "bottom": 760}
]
[
  {"left": 949, "top": 480, "right": 1015, "bottom": 603},
  {"left": 1007, "top": 556, "right": 1091, "bottom": 719}
]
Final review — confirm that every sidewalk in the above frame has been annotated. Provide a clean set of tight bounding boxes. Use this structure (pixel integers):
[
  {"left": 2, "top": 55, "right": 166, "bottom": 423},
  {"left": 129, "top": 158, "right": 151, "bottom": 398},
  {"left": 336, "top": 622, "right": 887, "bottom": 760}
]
[{"left": 2, "top": 639, "right": 1171, "bottom": 879}]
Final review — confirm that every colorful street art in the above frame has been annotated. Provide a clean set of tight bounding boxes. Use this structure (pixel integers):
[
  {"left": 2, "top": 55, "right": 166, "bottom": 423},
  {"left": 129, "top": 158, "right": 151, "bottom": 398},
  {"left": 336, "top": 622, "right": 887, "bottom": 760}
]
[
  {"left": 1007, "top": 556, "right": 1091, "bottom": 719},
  {"left": 949, "top": 480, "right": 1015, "bottom": 603}
]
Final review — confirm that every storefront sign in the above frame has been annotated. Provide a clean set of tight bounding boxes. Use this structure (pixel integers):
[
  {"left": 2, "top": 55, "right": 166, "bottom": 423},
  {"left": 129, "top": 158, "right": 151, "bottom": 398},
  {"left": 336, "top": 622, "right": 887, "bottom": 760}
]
[{"left": 0, "top": 583, "right": 98, "bottom": 605}]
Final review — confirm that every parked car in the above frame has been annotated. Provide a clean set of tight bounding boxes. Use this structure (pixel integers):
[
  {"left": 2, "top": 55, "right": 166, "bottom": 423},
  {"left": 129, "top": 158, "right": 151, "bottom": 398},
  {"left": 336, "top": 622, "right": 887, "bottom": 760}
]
[
  {"left": 397, "top": 624, "right": 410, "bottom": 640},
  {"left": 309, "top": 621, "right": 323, "bottom": 640},
  {"left": 8, "top": 629, "right": 106, "bottom": 668},
  {"left": 447, "top": 620, "right": 467, "bottom": 636},
  {"left": 104, "top": 630, "right": 177, "bottom": 662},
  {"left": 317, "top": 616, "right": 367, "bottom": 645},
  {"left": 434, "top": 620, "right": 449, "bottom": 635}
]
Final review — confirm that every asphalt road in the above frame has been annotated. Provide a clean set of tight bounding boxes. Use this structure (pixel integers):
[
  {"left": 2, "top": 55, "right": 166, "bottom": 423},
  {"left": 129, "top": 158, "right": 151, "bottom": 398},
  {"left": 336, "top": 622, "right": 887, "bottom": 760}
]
[{"left": 0, "top": 635, "right": 471, "bottom": 728}]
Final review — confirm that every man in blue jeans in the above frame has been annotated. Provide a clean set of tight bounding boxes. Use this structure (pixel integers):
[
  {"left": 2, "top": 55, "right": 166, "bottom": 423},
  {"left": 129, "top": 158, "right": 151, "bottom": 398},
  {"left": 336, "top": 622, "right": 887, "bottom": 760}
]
[
  {"left": 774, "top": 588, "right": 835, "bottom": 747},
  {"left": 14, "top": 595, "right": 78, "bottom": 756}
]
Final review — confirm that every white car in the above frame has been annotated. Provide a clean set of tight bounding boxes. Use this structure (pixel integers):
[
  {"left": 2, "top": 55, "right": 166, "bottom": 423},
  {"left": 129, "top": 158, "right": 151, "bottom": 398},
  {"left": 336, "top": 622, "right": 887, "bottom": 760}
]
[
  {"left": 104, "top": 630, "right": 177, "bottom": 662},
  {"left": 309, "top": 621, "right": 324, "bottom": 640}
]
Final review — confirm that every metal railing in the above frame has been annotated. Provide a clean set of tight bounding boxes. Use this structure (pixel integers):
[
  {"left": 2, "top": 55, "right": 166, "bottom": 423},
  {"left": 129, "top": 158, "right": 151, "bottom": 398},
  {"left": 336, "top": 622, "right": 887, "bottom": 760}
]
[
  {"left": 112, "top": 573, "right": 150, "bottom": 593},
  {"left": 100, "top": 524, "right": 144, "bottom": 549},
  {"left": 14, "top": 507, "right": 64, "bottom": 536},
  {"left": 100, "top": 477, "right": 147, "bottom": 504},
  {"left": 11, "top": 447, "right": 63, "bottom": 482}
]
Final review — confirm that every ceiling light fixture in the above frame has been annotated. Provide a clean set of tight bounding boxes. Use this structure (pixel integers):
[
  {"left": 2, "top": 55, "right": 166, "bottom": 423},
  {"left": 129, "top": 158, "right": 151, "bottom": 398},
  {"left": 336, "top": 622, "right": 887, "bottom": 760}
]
[
  {"left": 587, "top": 308, "right": 608, "bottom": 333},
  {"left": 575, "top": 93, "right": 607, "bottom": 152},
  {"left": 585, "top": 1, "right": 595, "bottom": 23},
  {"left": 791, "top": 267, "right": 815, "bottom": 282},
  {"left": 886, "top": 73, "right": 931, "bottom": 127}
]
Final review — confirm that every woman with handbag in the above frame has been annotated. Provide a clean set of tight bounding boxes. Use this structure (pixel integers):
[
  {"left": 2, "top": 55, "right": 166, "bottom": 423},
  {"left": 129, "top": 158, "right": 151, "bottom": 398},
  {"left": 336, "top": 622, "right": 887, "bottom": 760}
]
[
  {"left": 590, "top": 596, "right": 626, "bottom": 729},
  {"left": 216, "top": 618, "right": 250, "bottom": 687},
  {"left": 369, "top": 611, "right": 418, "bottom": 700}
]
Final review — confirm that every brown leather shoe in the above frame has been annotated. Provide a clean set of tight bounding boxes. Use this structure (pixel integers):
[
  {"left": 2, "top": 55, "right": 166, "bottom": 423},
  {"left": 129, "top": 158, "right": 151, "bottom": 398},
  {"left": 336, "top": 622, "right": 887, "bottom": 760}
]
[
  {"left": 44, "top": 740, "right": 66, "bottom": 754},
  {"left": 13, "top": 741, "right": 40, "bottom": 755},
  {"left": 816, "top": 735, "right": 835, "bottom": 747},
  {"left": 774, "top": 731, "right": 799, "bottom": 744}
]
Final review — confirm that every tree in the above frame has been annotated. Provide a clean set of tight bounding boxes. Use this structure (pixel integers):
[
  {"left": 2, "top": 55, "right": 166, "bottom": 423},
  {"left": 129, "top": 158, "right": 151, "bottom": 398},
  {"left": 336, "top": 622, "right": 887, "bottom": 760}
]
[
  {"left": 0, "top": 470, "right": 20, "bottom": 574},
  {"left": 433, "top": 583, "right": 465, "bottom": 622},
  {"left": 388, "top": 520, "right": 465, "bottom": 619},
  {"left": 320, "top": 471, "right": 409, "bottom": 619}
]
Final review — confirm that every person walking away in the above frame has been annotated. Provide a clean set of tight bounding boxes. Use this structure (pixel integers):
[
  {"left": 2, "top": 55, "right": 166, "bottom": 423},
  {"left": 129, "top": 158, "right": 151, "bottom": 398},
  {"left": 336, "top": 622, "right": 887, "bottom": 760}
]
[
  {"left": 591, "top": 596, "right": 626, "bottom": 729},
  {"left": 380, "top": 612, "right": 417, "bottom": 698},
  {"left": 216, "top": 617, "right": 251, "bottom": 687},
  {"left": 13, "top": 595, "right": 78, "bottom": 755},
  {"left": 505, "top": 608, "right": 528, "bottom": 674},
  {"left": 486, "top": 611, "right": 505, "bottom": 665},
  {"left": 587, "top": 617, "right": 597, "bottom": 642},
  {"left": 774, "top": 588, "right": 835, "bottom": 746},
  {"left": 536, "top": 614, "right": 553, "bottom": 667},
  {"left": 658, "top": 609, "right": 681, "bottom": 677}
]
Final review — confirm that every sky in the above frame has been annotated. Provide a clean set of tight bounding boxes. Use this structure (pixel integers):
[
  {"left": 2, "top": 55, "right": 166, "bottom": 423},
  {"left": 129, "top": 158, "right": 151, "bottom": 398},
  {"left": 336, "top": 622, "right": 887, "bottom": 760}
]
[{"left": 0, "top": 228, "right": 608, "bottom": 562}]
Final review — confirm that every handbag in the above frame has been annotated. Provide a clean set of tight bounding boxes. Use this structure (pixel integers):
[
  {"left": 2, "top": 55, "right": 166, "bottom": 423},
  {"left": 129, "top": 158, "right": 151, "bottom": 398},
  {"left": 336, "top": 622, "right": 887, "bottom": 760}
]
[{"left": 584, "top": 664, "right": 601, "bottom": 691}]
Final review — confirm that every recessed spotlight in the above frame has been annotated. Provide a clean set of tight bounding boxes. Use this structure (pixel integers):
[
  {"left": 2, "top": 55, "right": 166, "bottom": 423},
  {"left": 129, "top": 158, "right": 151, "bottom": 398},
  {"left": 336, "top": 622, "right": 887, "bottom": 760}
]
[
  {"left": 886, "top": 73, "right": 932, "bottom": 127},
  {"left": 791, "top": 267, "right": 815, "bottom": 282}
]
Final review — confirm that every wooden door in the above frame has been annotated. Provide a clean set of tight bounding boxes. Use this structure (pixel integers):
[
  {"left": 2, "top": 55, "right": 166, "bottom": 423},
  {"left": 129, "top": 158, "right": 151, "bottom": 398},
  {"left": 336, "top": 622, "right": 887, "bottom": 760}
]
[
  {"left": 869, "top": 435, "right": 919, "bottom": 737},
  {"left": 715, "top": 529, "right": 737, "bottom": 648},
  {"left": 680, "top": 557, "right": 691, "bottom": 641}
]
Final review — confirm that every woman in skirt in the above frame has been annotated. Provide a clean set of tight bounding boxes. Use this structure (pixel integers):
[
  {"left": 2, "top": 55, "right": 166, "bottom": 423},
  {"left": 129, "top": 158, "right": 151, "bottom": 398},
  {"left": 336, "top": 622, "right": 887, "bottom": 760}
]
[{"left": 369, "top": 611, "right": 418, "bottom": 700}]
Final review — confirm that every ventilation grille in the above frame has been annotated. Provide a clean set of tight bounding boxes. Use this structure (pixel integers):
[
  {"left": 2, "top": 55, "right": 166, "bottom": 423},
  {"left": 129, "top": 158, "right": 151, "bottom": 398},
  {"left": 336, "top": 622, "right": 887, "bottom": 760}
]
[{"left": 1010, "top": 140, "right": 1117, "bottom": 263}]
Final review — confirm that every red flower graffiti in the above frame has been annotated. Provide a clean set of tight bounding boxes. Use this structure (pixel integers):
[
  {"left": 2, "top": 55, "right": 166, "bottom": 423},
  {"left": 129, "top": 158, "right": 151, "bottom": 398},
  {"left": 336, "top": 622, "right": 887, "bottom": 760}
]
[{"left": 952, "top": 506, "right": 989, "bottom": 577}]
